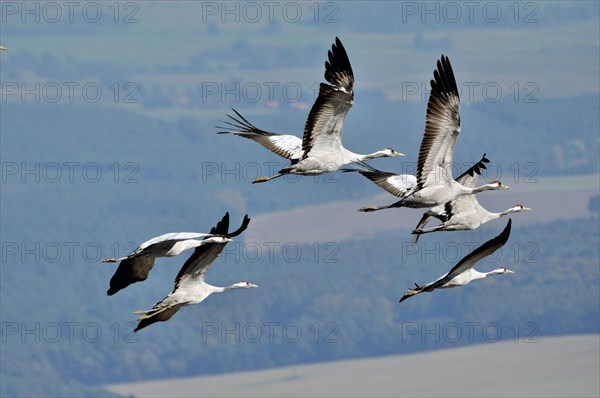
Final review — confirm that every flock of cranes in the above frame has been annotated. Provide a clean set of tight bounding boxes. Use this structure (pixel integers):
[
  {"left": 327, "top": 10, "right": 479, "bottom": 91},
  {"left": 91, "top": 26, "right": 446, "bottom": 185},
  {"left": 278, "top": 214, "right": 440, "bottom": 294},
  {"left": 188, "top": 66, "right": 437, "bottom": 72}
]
[
  {"left": 106, "top": 213, "right": 257, "bottom": 332},
  {"left": 104, "top": 37, "right": 530, "bottom": 331}
]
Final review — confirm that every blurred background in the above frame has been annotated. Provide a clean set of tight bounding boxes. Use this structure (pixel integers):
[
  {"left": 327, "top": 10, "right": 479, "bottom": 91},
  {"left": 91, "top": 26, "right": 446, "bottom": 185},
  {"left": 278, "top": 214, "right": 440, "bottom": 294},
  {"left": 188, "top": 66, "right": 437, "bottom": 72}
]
[{"left": 1, "top": 1, "right": 598, "bottom": 396}]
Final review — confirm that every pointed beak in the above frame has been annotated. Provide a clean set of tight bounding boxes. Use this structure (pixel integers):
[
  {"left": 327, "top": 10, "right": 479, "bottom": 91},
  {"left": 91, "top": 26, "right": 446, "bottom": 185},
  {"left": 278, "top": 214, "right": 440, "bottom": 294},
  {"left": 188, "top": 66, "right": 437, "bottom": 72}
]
[
  {"left": 0, "top": 46, "right": 6, "bottom": 51},
  {"left": 504, "top": 268, "right": 515, "bottom": 274},
  {"left": 522, "top": 207, "right": 533, "bottom": 211},
  {"left": 394, "top": 151, "right": 405, "bottom": 157},
  {"left": 249, "top": 283, "right": 258, "bottom": 288},
  {"left": 502, "top": 184, "right": 511, "bottom": 190}
]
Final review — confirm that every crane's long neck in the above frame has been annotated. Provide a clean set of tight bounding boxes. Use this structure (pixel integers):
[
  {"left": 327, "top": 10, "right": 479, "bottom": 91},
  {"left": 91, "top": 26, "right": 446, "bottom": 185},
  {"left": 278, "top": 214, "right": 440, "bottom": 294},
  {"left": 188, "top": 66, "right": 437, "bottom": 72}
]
[
  {"left": 470, "top": 269, "right": 489, "bottom": 281},
  {"left": 468, "top": 183, "right": 499, "bottom": 194},
  {"left": 481, "top": 207, "right": 521, "bottom": 224},
  {"left": 480, "top": 210, "right": 502, "bottom": 224},
  {"left": 485, "top": 268, "right": 508, "bottom": 277},
  {"left": 210, "top": 284, "right": 245, "bottom": 294},
  {"left": 344, "top": 148, "right": 388, "bottom": 163}
]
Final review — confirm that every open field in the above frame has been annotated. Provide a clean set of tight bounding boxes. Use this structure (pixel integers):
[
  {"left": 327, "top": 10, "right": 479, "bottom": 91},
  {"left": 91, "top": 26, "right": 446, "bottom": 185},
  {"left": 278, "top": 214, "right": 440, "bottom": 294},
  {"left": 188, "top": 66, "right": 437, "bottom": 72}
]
[{"left": 106, "top": 334, "right": 600, "bottom": 397}]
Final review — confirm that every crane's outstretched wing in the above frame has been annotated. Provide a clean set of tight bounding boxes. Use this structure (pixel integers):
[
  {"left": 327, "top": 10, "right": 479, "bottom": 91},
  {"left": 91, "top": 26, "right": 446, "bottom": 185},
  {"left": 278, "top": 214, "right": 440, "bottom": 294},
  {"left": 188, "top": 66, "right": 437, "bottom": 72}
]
[
  {"left": 415, "top": 55, "right": 460, "bottom": 191},
  {"left": 227, "top": 214, "right": 251, "bottom": 237},
  {"left": 454, "top": 153, "right": 489, "bottom": 187},
  {"left": 106, "top": 256, "right": 156, "bottom": 296},
  {"left": 217, "top": 109, "right": 303, "bottom": 160},
  {"left": 356, "top": 169, "right": 417, "bottom": 197},
  {"left": 172, "top": 212, "right": 250, "bottom": 291},
  {"left": 105, "top": 232, "right": 214, "bottom": 296},
  {"left": 302, "top": 37, "right": 355, "bottom": 159},
  {"left": 134, "top": 304, "right": 183, "bottom": 332},
  {"left": 107, "top": 256, "right": 155, "bottom": 296},
  {"left": 444, "top": 218, "right": 512, "bottom": 280}
]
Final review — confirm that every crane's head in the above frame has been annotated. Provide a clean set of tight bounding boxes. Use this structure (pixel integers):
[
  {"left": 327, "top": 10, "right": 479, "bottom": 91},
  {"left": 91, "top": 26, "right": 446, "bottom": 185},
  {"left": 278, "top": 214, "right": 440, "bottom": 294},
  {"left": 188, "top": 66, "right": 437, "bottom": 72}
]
[
  {"left": 511, "top": 204, "right": 532, "bottom": 212},
  {"left": 379, "top": 148, "right": 405, "bottom": 158},
  {"left": 488, "top": 179, "right": 510, "bottom": 190},
  {"left": 487, "top": 267, "right": 514, "bottom": 276},
  {"left": 232, "top": 280, "right": 258, "bottom": 289}
]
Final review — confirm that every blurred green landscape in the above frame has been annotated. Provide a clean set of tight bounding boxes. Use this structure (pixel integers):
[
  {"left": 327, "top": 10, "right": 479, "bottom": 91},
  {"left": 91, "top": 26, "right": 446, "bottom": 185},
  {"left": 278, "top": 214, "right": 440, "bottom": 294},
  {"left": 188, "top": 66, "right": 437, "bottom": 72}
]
[{"left": 1, "top": 1, "right": 599, "bottom": 396}]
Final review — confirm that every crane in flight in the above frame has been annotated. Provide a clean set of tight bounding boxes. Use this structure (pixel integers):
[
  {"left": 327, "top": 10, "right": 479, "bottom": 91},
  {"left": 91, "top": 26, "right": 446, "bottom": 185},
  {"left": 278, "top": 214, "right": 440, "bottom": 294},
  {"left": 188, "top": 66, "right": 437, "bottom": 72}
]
[
  {"left": 354, "top": 55, "right": 509, "bottom": 211},
  {"left": 399, "top": 219, "right": 514, "bottom": 303},
  {"left": 217, "top": 37, "right": 403, "bottom": 183},
  {"left": 411, "top": 153, "right": 530, "bottom": 242}
]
